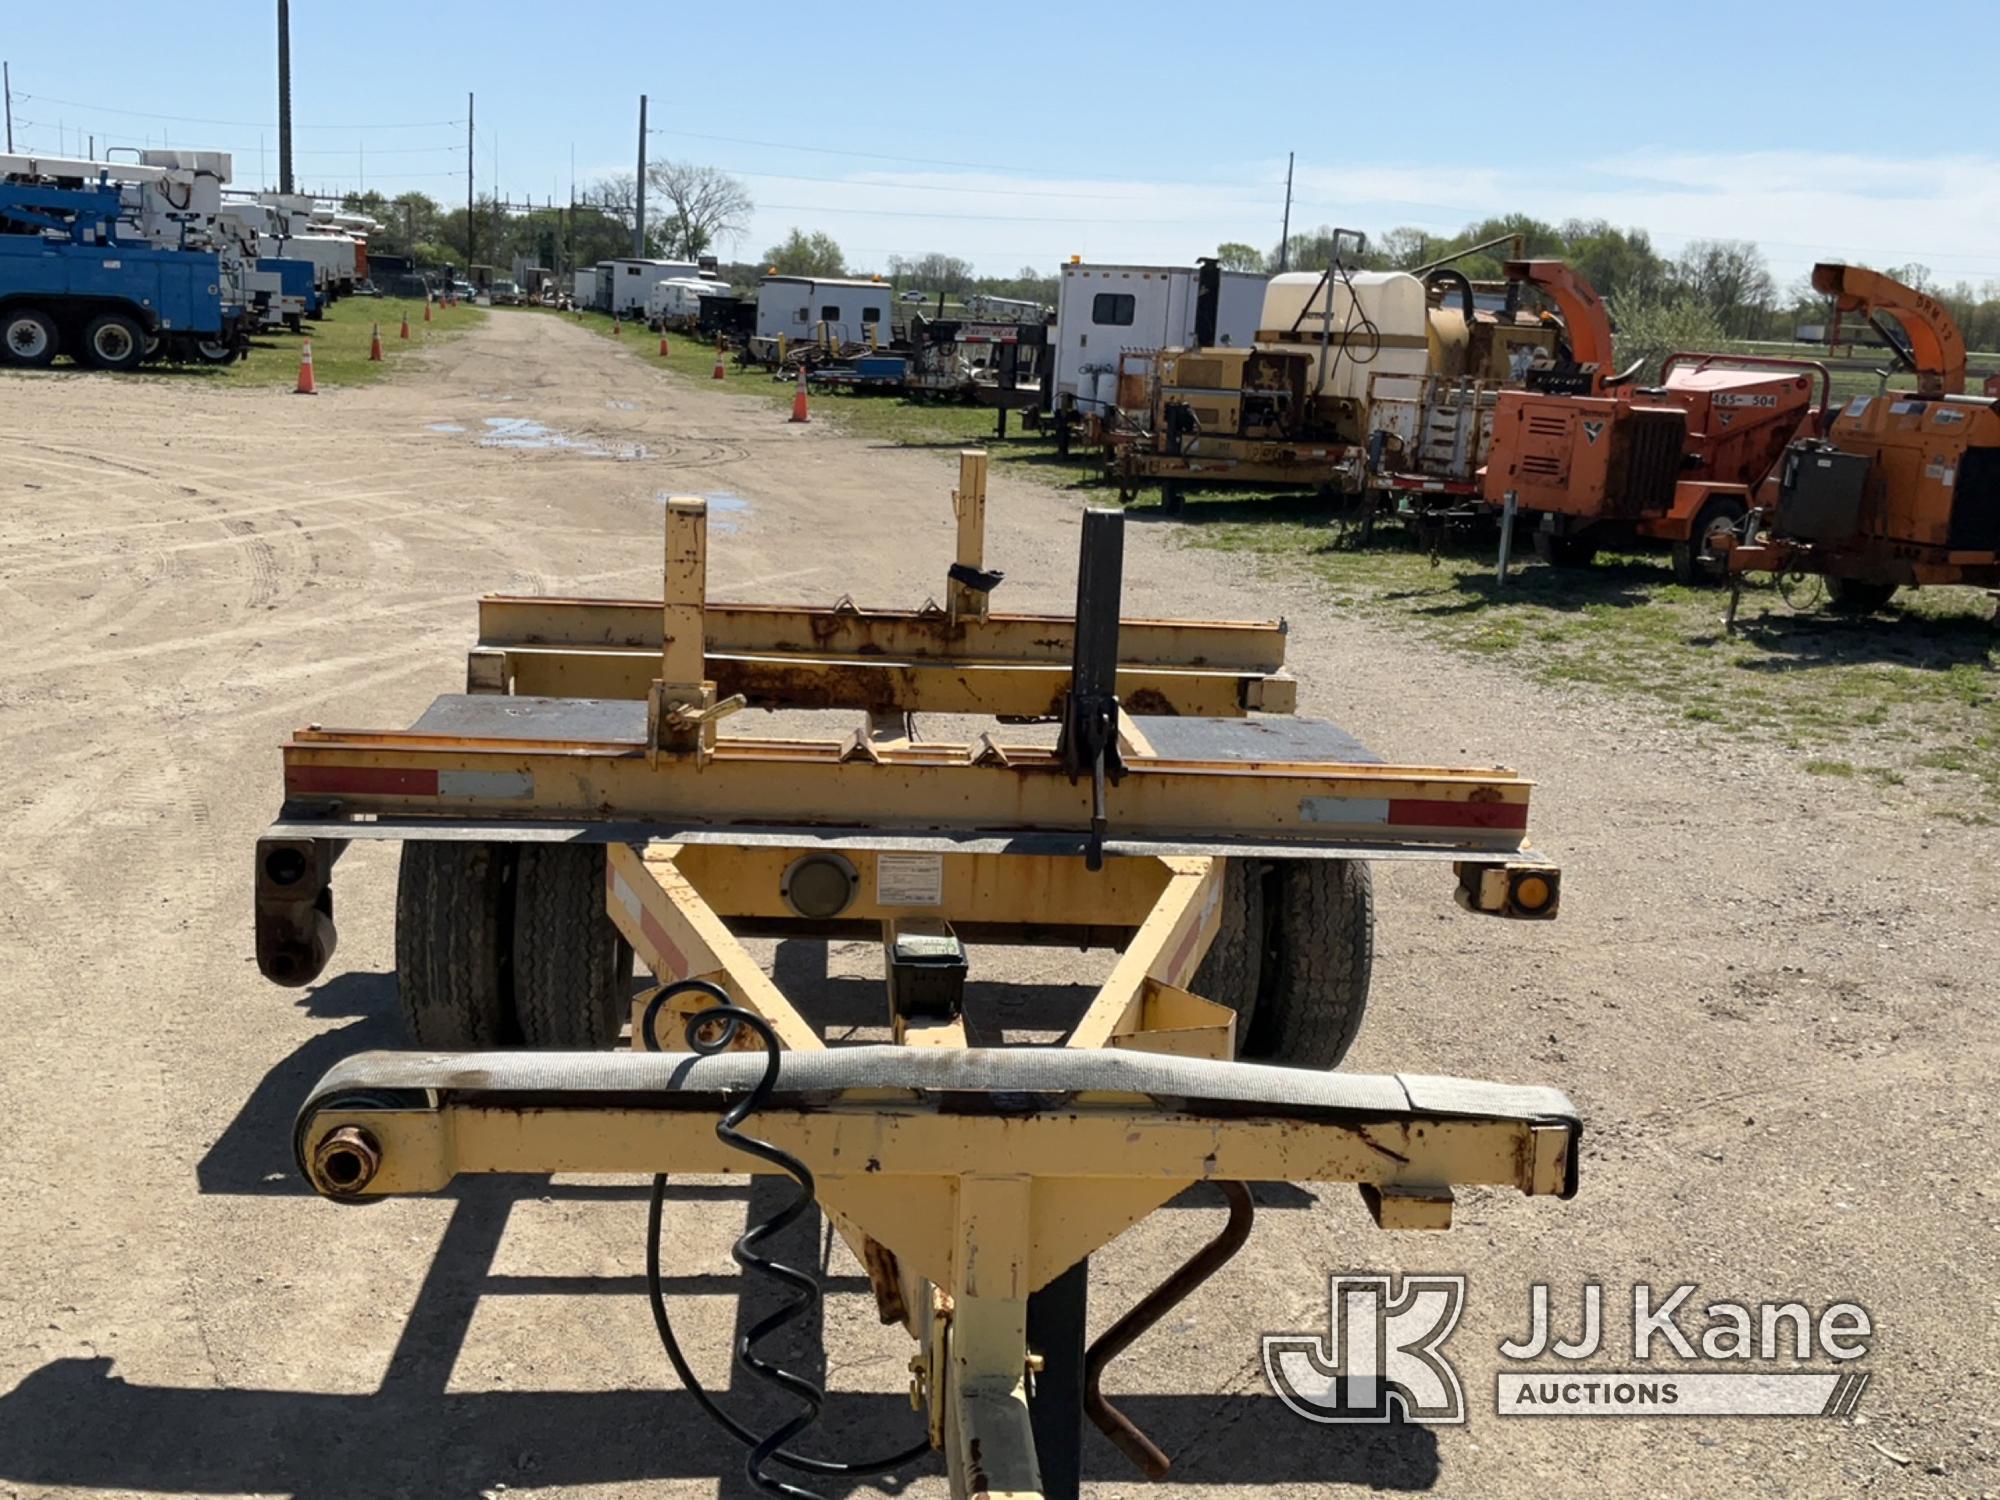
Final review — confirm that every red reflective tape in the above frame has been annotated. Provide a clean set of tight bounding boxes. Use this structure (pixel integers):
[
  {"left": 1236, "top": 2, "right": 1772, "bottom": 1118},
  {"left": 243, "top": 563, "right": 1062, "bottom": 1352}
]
[
  {"left": 640, "top": 904, "right": 690, "bottom": 977},
  {"left": 287, "top": 764, "right": 440, "bottom": 796},
  {"left": 1387, "top": 798, "right": 1529, "bottom": 830}
]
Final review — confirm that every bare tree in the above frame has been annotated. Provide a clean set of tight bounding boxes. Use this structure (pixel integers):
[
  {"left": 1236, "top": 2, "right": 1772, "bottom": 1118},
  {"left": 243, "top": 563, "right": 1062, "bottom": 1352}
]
[
  {"left": 889, "top": 252, "right": 973, "bottom": 292},
  {"left": 1671, "top": 239, "right": 1775, "bottom": 337},
  {"left": 645, "top": 160, "right": 752, "bottom": 259}
]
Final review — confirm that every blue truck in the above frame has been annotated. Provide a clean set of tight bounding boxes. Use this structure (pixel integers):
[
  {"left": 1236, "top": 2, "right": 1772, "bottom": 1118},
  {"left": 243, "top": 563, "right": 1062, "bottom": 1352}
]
[
  {"left": 0, "top": 176, "right": 248, "bottom": 370},
  {"left": 258, "top": 254, "right": 323, "bottom": 326}
]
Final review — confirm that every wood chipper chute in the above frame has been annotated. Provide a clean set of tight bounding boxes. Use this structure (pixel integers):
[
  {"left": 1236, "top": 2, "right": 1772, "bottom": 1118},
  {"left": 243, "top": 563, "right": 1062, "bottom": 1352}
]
[{"left": 258, "top": 454, "right": 1578, "bottom": 1499}]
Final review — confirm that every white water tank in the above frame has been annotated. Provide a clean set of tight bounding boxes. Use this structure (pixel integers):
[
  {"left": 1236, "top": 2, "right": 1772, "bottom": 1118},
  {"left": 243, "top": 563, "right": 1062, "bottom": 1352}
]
[{"left": 1260, "top": 270, "right": 1429, "bottom": 403}]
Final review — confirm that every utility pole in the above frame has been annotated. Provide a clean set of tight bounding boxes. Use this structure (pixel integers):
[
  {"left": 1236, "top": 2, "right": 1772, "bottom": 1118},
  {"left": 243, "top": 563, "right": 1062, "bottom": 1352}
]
[
  {"left": 466, "top": 92, "right": 475, "bottom": 266},
  {"left": 633, "top": 94, "right": 648, "bottom": 257},
  {"left": 277, "top": 0, "right": 294, "bottom": 193},
  {"left": 1278, "top": 150, "right": 1294, "bottom": 273},
  {"left": 3, "top": 62, "right": 12, "bottom": 154}
]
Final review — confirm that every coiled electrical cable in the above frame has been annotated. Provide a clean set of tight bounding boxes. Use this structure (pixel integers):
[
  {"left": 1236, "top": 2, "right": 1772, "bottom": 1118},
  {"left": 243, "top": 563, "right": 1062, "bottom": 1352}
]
[{"left": 641, "top": 979, "right": 933, "bottom": 1493}]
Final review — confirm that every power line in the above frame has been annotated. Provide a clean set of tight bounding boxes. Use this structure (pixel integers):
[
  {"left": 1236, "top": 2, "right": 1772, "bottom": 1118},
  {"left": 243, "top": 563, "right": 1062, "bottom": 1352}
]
[
  {"left": 648, "top": 126, "right": 1258, "bottom": 192},
  {"left": 720, "top": 164, "right": 1188, "bottom": 204},
  {"left": 753, "top": 199, "right": 1203, "bottom": 225},
  {"left": 10, "top": 122, "right": 462, "bottom": 157},
  {"left": 14, "top": 89, "right": 461, "bottom": 130}
]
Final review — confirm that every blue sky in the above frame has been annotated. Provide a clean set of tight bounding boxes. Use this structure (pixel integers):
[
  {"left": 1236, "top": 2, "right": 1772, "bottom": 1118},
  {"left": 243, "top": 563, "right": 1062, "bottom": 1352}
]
[{"left": 9, "top": 1, "right": 2000, "bottom": 287}]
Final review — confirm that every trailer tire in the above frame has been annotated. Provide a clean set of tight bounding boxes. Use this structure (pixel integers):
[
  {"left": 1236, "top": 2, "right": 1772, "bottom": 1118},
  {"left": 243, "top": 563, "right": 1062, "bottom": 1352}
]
[
  {"left": 1670, "top": 497, "right": 1745, "bottom": 586},
  {"left": 395, "top": 841, "right": 515, "bottom": 1047},
  {"left": 81, "top": 313, "right": 146, "bottom": 372},
  {"left": 1, "top": 307, "right": 59, "bottom": 368},
  {"left": 1827, "top": 577, "right": 1898, "bottom": 615},
  {"left": 512, "top": 844, "right": 632, "bottom": 1049},
  {"left": 1244, "top": 859, "right": 1373, "bottom": 1070},
  {"left": 1190, "top": 857, "right": 1269, "bottom": 1043},
  {"left": 1532, "top": 529, "right": 1600, "bottom": 569}
]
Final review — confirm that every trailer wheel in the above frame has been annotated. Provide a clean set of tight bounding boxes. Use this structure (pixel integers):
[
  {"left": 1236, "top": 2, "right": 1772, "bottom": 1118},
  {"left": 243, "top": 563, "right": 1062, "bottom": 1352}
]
[
  {"left": 512, "top": 844, "right": 632, "bottom": 1049},
  {"left": 1, "top": 308, "right": 59, "bottom": 368},
  {"left": 195, "top": 338, "right": 238, "bottom": 365},
  {"left": 1190, "top": 857, "right": 1269, "bottom": 1042},
  {"left": 1532, "top": 529, "right": 1600, "bottom": 569},
  {"left": 81, "top": 313, "right": 146, "bottom": 372},
  {"left": 1827, "top": 577, "right": 1898, "bottom": 615},
  {"left": 1670, "top": 498, "right": 1745, "bottom": 586},
  {"left": 394, "top": 841, "right": 515, "bottom": 1047},
  {"left": 1244, "top": 859, "right": 1373, "bottom": 1070}
]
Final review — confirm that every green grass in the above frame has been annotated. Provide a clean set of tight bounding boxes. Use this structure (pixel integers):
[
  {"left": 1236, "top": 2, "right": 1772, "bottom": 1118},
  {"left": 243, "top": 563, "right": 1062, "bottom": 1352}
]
[
  {"left": 1165, "top": 488, "right": 1998, "bottom": 795},
  {"left": 188, "top": 295, "right": 486, "bottom": 389}
]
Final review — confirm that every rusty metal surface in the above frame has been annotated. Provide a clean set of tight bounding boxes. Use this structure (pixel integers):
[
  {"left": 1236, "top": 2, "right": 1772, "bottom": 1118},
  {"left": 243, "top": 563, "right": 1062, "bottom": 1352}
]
[{"left": 1084, "top": 1180, "right": 1255, "bottom": 1477}]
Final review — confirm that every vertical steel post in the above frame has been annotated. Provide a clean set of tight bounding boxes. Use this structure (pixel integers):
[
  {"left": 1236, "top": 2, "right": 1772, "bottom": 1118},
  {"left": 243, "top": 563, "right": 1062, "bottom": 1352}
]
[
  {"left": 1497, "top": 489, "right": 1519, "bottom": 586},
  {"left": 1278, "top": 150, "right": 1293, "bottom": 273},
  {"left": 634, "top": 94, "right": 648, "bottom": 257},
  {"left": 466, "top": 93, "right": 475, "bottom": 267},
  {"left": 276, "top": 1, "right": 293, "bottom": 193}
]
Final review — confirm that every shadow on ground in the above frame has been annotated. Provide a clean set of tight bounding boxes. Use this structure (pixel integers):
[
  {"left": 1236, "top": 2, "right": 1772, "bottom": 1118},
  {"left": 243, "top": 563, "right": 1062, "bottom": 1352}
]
[{"left": 25, "top": 940, "right": 1409, "bottom": 1498}]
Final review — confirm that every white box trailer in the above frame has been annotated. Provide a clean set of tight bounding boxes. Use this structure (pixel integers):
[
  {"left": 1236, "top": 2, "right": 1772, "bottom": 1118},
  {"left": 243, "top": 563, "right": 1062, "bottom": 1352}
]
[
  {"left": 601, "top": 258, "right": 709, "bottom": 318},
  {"left": 572, "top": 267, "right": 598, "bottom": 307},
  {"left": 1051, "top": 261, "right": 1266, "bottom": 416},
  {"left": 754, "top": 275, "right": 894, "bottom": 344},
  {"left": 647, "top": 276, "right": 730, "bottom": 329}
]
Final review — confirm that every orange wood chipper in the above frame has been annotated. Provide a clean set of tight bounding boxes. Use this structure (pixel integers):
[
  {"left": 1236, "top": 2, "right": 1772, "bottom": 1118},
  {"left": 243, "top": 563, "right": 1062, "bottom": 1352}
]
[
  {"left": 1480, "top": 261, "right": 1830, "bottom": 583},
  {"left": 1725, "top": 262, "right": 2000, "bottom": 616}
]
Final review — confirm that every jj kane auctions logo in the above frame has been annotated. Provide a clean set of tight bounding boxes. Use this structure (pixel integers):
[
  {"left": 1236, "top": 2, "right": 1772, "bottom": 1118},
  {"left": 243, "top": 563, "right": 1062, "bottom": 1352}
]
[{"left": 1263, "top": 1277, "right": 1872, "bottom": 1423}]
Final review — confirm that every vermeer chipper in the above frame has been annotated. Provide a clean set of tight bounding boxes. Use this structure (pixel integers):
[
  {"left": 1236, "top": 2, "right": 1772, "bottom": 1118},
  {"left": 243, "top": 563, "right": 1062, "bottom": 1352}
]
[{"left": 255, "top": 454, "right": 1579, "bottom": 1499}]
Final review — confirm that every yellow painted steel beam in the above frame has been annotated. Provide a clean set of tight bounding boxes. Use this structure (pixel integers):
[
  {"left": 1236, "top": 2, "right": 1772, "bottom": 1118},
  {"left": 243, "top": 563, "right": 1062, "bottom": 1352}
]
[
  {"left": 1067, "top": 857, "right": 1219, "bottom": 1051},
  {"left": 472, "top": 645, "right": 1294, "bottom": 718},
  {"left": 475, "top": 597, "right": 1289, "bottom": 673},
  {"left": 604, "top": 843, "right": 824, "bottom": 1052},
  {"left": 670, "top": 845, "right": 1173, "bottom": 927},
  {"left": 280, "top": 734, "right": 1539, "bottom": 853},
  {"left": 300, "top": 1086, "right": 1577, "bottom": 1209}
]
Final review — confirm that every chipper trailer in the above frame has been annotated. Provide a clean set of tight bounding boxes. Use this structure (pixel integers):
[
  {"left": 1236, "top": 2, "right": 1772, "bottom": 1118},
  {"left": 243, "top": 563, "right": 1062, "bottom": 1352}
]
[
  {"left": 258, "top": 457, "right": 1578, "bottom": 1499},
  {"left": 1724, "top": 262, "right": 2000, "bottom": 617},
  {"left": 1481, "top": 261, "right": 1831, "bottom": 583}
]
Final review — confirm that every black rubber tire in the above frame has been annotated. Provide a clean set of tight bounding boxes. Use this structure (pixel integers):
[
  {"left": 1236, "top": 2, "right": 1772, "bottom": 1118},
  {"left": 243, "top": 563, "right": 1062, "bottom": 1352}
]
[
  {"left": 1025, "top": 1258, "right": 1088, "bottom": 1500},
  {"left": 395, "top": 841, "right": 515, "bottom": 1046},
  {"left": 1190, "top": 857, "right": 1268, "bottom": 1043},
  {"left": 1245, "top": 860, "right": 1374, "bottom": 1069},
  {"left": 512, "top": 844, "right": 631, "bottom": 1048},
  {"left": 1, "top": 307, "right": 59, "bottom": 368},
  {"left": 1670, "top": 497, "right": 1746, "bottom": 587},
  {"left": 81, "top": 313, "right": 146, "bottom": 372},
  {"left": 1532, "top": 528, "right": 1600, "bottom": 568},
  {"left": 1827, "top": 577, "right": 1898, "bottom": 615}
]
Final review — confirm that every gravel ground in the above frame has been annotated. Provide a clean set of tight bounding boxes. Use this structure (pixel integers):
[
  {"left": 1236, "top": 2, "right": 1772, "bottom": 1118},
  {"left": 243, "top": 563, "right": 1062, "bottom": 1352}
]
[{"left": 0, "top": 312, "right": 1994, "bottom": 1500}]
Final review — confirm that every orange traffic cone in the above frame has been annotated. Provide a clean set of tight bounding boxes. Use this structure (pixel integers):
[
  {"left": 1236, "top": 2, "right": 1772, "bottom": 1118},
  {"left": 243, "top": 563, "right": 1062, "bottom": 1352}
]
[
  {"left": 369, "top": 323, "right": 384, "bottom": 361},
  {"left": 424, "top": 299, "right": 433, "bottom": 324},
  {"left": 295, "top": 341, "right": 317, "bottom": 395},
  {"left": 711, "top": 340, "right": 726, "bottom": 380},
  {"left": 399, "top": 311, "right": 411, "bottom": 340},
  {"left": 658, "top": 335, "right": 670, "bottom": 357},
  {"left": 789, "top": 367, "right": 810, "bottom": 424}
]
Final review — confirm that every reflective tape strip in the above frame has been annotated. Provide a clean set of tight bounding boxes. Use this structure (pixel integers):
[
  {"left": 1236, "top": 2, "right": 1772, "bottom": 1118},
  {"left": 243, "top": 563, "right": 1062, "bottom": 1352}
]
[
  {"left": 287, "top": 765, "right": 438, "bottom": 796},
  {"left": 436, "top": 770, "right": 534, "bottom": 799},
  {"left": 1300, "top": 797, "right": 1390, "bottom": 825}
]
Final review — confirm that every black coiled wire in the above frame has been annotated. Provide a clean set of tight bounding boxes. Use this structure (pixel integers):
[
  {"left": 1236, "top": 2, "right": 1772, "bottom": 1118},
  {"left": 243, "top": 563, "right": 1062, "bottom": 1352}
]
[{"left": 640, "top": 979, "right": 933, "bottom": 1496}]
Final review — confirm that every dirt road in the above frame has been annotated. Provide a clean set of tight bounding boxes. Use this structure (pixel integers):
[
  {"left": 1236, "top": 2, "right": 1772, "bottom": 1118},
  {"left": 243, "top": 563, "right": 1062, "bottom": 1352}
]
[{"left": 1, "top": 312, "right": 1993, "bottom": 1499}]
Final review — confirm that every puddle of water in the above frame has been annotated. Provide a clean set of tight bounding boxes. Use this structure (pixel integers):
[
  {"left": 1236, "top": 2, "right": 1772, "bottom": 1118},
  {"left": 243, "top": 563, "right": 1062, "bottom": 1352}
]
[
  {"left": 424, "top": 421, "right": 466, "bottom": 433},
  {"left": 478, "top": 416, "right": 648, "bottom": 461},
  {"left": 655, "top": 488, "right": 750, "bottom": 533}
]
